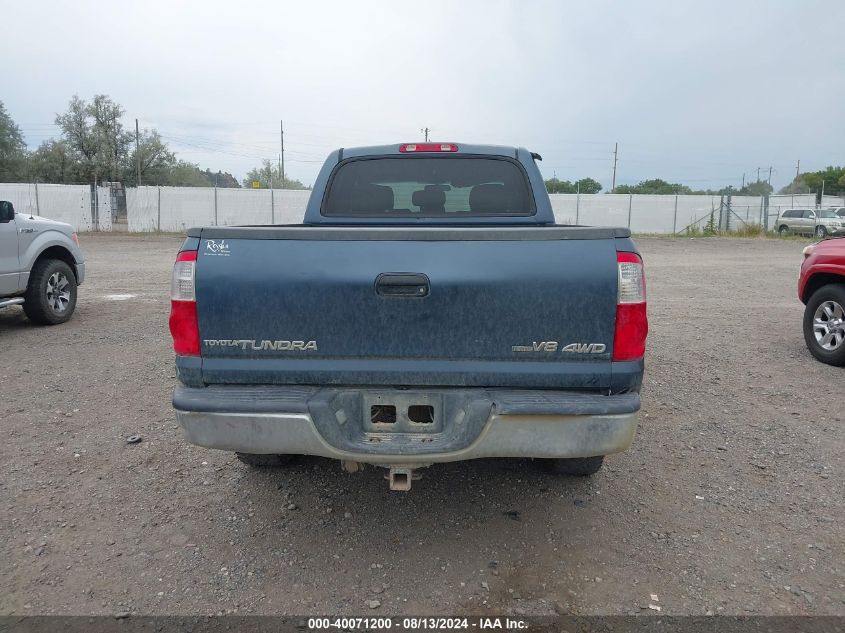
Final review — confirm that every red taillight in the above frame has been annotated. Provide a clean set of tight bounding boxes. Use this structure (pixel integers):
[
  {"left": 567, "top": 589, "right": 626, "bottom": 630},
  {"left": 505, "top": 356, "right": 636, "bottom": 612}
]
[
  {"left": 169, "top": 250, "right": 200, "bottom": 356},
  {"left": 613, "top": 252, "right": 648, "bottom": 361},
  {"left": 399, "top": 143, "right": 458, "bottom": 153}
]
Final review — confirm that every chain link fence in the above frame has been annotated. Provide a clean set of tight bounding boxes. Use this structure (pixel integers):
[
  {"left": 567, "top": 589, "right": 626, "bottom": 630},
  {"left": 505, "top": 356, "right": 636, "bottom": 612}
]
[{"left": 2, "top": 182, "right": 842, "bottom": 234}]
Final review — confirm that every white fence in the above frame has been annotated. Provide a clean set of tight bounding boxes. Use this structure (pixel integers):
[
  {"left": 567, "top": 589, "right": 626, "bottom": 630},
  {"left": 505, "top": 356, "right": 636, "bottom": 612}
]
[
  {"left": 549, "top": 193, "right": 820, "bottom": 233},
  {"left": 0, "top": 182, "right": 111, "bottom": 232},
  {"left": 126, "top": 186, "right": 310, "bottom": 232},
  {"left": 2, "top": 182, "right": 841, "bottom": 234}
]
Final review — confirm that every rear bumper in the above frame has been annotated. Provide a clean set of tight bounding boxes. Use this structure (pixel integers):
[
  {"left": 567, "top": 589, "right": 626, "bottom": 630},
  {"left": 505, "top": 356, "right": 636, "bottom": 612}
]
[{"left": 174, "top": 386, "right": 640, "bottom": 464}]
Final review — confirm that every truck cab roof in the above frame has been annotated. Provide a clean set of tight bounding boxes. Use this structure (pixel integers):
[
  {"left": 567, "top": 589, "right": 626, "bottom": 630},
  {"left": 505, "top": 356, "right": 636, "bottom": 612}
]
[{"left": 303, "top": 143, "right": 556, "bottom": 226}]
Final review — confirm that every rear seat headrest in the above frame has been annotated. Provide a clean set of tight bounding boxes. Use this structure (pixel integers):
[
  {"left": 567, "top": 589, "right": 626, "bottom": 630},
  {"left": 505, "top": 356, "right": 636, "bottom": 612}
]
[
  {"left": 350, "top": 184, "right": 394, "bottom": 213},
  {"left": 470, "top": 183, "right": 511, "bottom": 213},
  {"left": 411, "top": 187, "right": 447, "bottom": 209}
]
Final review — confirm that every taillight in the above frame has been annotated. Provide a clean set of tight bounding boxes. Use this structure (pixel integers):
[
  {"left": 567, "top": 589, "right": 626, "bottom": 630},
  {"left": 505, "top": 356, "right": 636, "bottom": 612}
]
[
  {"left": 399, "top": 143, "right": 458, "bottom": 153},
  {"left": 169, "top": 250, "right": 200, "bottom": 356},
  {"left": 613, "top": 252, "right": 648, "bottom": 361}
]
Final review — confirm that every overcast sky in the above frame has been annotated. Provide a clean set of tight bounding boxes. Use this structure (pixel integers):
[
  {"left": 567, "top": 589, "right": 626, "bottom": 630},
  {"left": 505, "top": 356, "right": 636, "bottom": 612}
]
[{"left": 2, "top": 0, "right": 843, "bottom": 190}]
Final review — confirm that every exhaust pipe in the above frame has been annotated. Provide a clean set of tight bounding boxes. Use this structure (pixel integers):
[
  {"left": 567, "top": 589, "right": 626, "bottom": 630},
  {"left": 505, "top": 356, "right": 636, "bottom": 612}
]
[{"left": 388, "top": 467, "right": 414, "bottom": 491}]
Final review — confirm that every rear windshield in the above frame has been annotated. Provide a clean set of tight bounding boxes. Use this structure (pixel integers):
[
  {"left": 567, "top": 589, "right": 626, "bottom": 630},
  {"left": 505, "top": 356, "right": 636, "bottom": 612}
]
[{"left": 322, "top": 156, "right": 535, "bottom": 217}]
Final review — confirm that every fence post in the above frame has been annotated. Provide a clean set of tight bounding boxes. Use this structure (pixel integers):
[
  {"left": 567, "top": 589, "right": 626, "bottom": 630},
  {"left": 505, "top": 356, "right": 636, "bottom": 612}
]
[
  {"left": 726, "top": 194, "right": 732, "bottom": 232},
  {"left": 575, "top": 192, "right": 580, "bottom": 225},
  {"left": 92, "top": 181, "right": 100, "bottom": 232},
  {"left": 627, "top": 194, "right": 632, "bottom": 229},
  {"left": 157, "top": 187, "right": 161, "bottom": 232},
  {"left": 214, "top": 186, "right": 218, "bottom": 226},
  {"left": 672, "top": 194, "right": 678, "bottom": 234},
  {"left": 271, "top": 188, "right": 275, "bottom": 224},
  {"left": 763, "top": 195, "right": 770, "bottom": 231}
]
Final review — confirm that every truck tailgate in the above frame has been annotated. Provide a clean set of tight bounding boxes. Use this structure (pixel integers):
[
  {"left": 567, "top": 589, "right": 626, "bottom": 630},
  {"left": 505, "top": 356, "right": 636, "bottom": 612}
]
[{"left": 194, "top": 227, "right": 621, "bottom": 389}]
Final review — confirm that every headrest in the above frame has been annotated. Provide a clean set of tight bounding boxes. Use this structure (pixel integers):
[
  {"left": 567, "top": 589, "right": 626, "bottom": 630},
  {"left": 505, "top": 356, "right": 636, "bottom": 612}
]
[
  {"left": 469, "top": 183, "right": 509, "bottom": 213},
  {"left": 350, "top": 184, "right": 394, "bottom": 213},
  {"left": 412, "top": 187, "right": 447, "bottom": 209}
]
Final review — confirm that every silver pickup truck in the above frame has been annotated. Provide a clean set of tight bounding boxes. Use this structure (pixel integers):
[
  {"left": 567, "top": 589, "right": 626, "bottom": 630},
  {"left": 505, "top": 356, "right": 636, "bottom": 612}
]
[{"left": 0, "top": 200, "right": 85, "bottom": 324}]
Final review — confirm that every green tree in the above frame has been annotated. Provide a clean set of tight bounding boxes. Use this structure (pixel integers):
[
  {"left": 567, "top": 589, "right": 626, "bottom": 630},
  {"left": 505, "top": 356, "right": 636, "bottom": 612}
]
[
  {"left": 575, "top": 177, "right": 602, "bottom": 194},
  {"left": 243, "top": 159, "right": 307, "bottom": 189},
  {"left": 167, "top": 161, "right": 214, "bottom": 187},
  {"left": 29, "top": 140, "right": 77, "bottom": 183},
  {"left": 55, "top": 94, "right": 134, "bottom": 183},
  {"left": 615, "top": 179, "right": 692, "bottom": 195},
  {"left": 124, "top": 129, "right": 176, "bottom": 186},
  {"left": 737, "top": 180, "right": 773, "bottom": 196},
  {"left": 780, "top": 166, "right": 845, "bottom": 196},
  {"left": 0, "top": 101, "right": 27, "bottom": 181},
  {"left": 202, "top": 169, "right": 240, "bottom": 188},
  {"left": 545, "top": 177, "right": 602, "bottom": 194}
]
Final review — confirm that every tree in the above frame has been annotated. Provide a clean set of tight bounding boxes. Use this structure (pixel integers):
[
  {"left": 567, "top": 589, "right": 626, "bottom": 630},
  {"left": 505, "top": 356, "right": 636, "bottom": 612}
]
[
  {"left": 29, "top": 140, "right": 77, "bottom": 184},
  {"left": 780, "top": 166, "right": 845, "bottom": 196},
  {"left": 545, "top": 177, "right": 602, "bottom": 194},
  {"left": 575, "top": 177, "right": 602, "bottom": 194},
  {"left": 124, "top": 129, "right": 176, "bottom": 186},
  {"left": 615, "top": 179, "right": 692, "bottom": 195},
  {"left": 201, "top": 169, "right": 240, "bottom": 188},
  {"left": 55, "top": 94, "right": 135, "bottom": 184},
  {"left": 243, "top": 159, "right": 307, "bottom": 189},
  {"left": 167, "top": 161, "right": 213, "bottom": 187},
  {"left": 0, "top": 101, "right": 27, "bottom": 181},
  {"left": 737, "top": 180, "right": 773, "bottom": 196}
]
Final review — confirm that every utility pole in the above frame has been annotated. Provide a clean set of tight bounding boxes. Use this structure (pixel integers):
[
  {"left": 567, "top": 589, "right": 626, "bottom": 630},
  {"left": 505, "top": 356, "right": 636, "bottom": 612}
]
[
  {"left": 421, "top": 127, "right": 430, "bottom": 142},
  {"left": 611, "top": 142, "right": 618, "bottom": 193},
  {"left": 741, "top": 173, "right": 745, "bottom": 189},
  {"left": 280, "top": 120, "right": 285, "bottom": 189},
  {"left": 112, "top": 111, "right": 118, "bottom": 182},
  {"left": 795, "top": 159, "right": 800, "bottom": 180},
  {"left": 757, "top": 167, "right": 761, "bottom": 182},
  {"left": 767, "top": 166, "right": 772, "bottom": 185},
  {"left": 135, "top": 118, "right": 141, "bottom": 186}
]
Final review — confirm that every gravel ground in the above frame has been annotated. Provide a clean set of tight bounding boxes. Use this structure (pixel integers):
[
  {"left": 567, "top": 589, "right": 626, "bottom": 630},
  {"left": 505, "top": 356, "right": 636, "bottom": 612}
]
[{"left": 1, "top": 233, "right": 842, "bottom": 617}]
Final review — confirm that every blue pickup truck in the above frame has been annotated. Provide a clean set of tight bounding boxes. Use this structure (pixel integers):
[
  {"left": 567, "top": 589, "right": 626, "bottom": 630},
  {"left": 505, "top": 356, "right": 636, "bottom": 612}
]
[{"left": 169, "top": 143, "right": 647, "bottom": 490}]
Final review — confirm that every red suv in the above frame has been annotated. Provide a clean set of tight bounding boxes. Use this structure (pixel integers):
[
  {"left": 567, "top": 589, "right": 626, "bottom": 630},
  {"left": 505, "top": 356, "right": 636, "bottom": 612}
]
[{"left": 799, "top": 237, "right": 845, "bottom": 365}]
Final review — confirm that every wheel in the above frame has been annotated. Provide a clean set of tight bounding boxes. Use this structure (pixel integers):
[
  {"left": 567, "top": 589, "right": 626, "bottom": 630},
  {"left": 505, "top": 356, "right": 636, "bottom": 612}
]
[
  {"left": 541, "top": 456, "right": 604, "bottom": 476},
  {"left": 803, "top": 284, "right": 845, "bottom": 366},
  {"left": 778, "top": 225, "right": 789, "bottom": 236},
  {"left": 23, "top": 259, "right": 77, "bottom": 325},
  {"left": 815, "top": 225, "right": 827, "bottom": 238},
  {"left": 235, "top": 453, "right": 295, "bottom": 467}
]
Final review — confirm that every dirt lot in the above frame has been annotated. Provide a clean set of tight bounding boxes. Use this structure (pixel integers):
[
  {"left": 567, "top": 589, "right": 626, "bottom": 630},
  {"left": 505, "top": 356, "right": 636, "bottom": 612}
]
[{"left": 1, "top": 234, "right": 842, "bottom": 617}]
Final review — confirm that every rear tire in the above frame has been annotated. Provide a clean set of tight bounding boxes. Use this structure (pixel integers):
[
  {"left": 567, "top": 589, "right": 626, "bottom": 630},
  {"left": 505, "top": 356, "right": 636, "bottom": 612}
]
[
  {"left": 778, "top": 225, "right": 789, "bottom": 236},
  {"left": 235, "top": 453, "right": 295, "bottom": 467},
  {"left": 23, "top": 259, "right": 77, "bottom": 325},
  {"left": 803, "top": 284, "right": 845, "bottom": 366},
  {"left": 541, "top": 456, "right": 604, "bottom": 476},
  {"left": 815, "top": 225, "right": 827, "bottom": 238}
]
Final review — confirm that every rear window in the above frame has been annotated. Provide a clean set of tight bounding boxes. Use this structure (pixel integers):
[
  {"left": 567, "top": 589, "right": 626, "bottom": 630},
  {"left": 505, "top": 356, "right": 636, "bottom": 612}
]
[{"left": 322, "top": 156, "right": 535, "bottom": 217}]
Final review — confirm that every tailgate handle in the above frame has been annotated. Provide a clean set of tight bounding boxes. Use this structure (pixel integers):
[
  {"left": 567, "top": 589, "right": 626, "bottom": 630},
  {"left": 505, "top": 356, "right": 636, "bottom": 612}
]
[{"left": 375, "top": 273, "right": 430, "bottom": 297}]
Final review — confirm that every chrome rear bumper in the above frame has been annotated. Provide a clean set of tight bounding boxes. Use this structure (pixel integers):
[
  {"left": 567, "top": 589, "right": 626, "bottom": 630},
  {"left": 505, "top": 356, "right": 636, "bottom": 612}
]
[{"left": 174, "top": 386, "right": 639, "bottom": 465}]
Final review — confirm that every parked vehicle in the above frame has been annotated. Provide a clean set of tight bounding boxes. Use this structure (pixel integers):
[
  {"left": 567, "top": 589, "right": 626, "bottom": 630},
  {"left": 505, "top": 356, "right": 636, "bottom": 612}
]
[
  {"left": 169, "top": 143, "right": 648, "bottom": 490},
  {"left": 799, "top": 237, "right": 845, "bottom": 365},
  {"left": 0, "top": 201, "right": 85, "bottom": 324},
  {"left": 827, "top": 206, "right": 845, "bottom": 219},
  {"left": 777, "top": 208, "right": 845, "bottom": 238}
]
